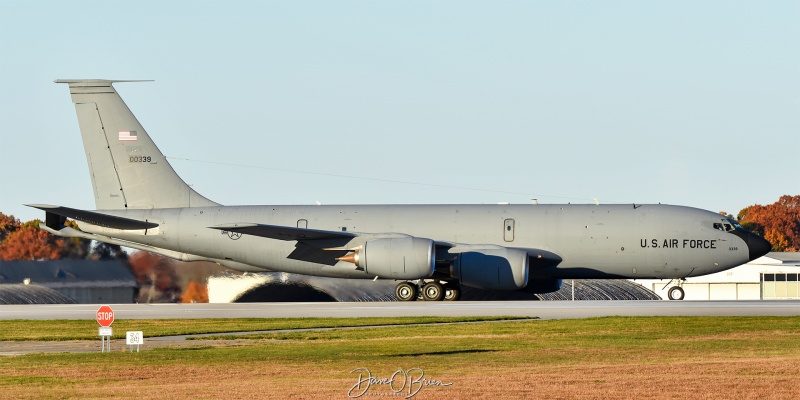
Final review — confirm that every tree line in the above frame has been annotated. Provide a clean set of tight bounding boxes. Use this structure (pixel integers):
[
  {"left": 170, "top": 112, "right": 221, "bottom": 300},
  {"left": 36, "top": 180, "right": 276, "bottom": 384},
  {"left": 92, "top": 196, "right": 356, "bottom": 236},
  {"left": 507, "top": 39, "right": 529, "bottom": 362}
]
[{"left": 733, "top": 195, "right": 800, "bottom": 252}]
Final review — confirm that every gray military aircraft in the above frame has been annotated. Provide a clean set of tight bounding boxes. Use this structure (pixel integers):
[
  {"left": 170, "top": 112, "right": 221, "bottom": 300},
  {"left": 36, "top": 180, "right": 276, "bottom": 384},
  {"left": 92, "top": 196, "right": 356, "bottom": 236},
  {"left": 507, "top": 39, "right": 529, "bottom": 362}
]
[{"left": 31, "top": 80, "right": 771, "bottom": 301}]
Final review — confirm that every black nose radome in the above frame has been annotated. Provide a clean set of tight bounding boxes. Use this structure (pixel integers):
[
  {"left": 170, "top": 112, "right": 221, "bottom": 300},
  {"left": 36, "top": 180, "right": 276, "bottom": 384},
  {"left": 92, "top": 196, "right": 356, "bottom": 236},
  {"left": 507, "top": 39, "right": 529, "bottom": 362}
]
[{"left": 748, "top": 233, "right": 772, "bottom": 261}]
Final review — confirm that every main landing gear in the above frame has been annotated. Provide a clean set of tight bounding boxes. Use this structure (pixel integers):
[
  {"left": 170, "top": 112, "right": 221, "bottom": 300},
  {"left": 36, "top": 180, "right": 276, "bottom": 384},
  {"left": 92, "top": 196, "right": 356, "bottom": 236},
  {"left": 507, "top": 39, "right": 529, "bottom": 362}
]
[{"left": 394, "top": 280, "right": 461, "bottom": 301}]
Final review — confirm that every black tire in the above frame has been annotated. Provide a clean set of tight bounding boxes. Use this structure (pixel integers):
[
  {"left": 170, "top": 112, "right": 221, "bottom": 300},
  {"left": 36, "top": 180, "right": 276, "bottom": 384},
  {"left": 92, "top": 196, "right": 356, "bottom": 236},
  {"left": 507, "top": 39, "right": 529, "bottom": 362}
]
[
  {"left": 395, "top": 282, "right": 418, "bottom": 301},
  {"left": 422, "top": 282, "right": 444, "bottom": 301},
  {"left": 443, "top": 283, "right": 461, "bottom": 301},
  {"left": 667, "top": 286, "right": 685, "bottom": 301}
]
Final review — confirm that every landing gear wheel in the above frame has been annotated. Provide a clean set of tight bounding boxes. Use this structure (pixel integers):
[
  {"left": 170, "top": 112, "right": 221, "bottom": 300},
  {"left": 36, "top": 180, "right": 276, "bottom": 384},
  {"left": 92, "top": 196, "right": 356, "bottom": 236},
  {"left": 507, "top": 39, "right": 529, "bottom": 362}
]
[
  {"left": 395, "top": 282, "right": 418, "bottom": 301},
  {"left": 667, "top": 286, "right": 685, "bottom": 301},
  {"left": 443, "top": 283, "right": 461, "bottom": 301},
  {"left": 422, "top": 282, "right": 444, "bottom": 301}
]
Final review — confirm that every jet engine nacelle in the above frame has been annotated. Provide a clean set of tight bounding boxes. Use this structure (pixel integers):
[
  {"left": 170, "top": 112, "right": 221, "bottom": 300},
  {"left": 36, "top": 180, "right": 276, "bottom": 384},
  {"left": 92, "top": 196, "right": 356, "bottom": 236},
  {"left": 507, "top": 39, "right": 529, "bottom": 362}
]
[
  {"left": 453, "top": 248, "right": 529, "bottom": 291},
  {"left": 350, "top": 237, "right": 436, "bottom": 280}
]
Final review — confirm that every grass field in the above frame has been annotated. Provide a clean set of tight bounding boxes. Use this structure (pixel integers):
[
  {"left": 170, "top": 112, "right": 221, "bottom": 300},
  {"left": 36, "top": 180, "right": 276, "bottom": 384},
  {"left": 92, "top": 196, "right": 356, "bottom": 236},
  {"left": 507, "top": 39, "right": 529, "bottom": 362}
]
[
  {"left": 0, "top": 316, "right": 518, "bottom": 341},
  {"left": 2, "top": 316, "right": 800, "bottom": 399}
]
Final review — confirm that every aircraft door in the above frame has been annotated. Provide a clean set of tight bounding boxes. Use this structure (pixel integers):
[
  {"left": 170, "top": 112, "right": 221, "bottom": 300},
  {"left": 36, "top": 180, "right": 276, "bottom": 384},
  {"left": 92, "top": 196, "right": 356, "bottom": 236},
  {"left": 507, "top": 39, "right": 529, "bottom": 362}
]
[
  {"left": 504, "top": 219, "right": 515, "bottom": 242},
  {"left": 297, "top": 219, "right": 308, "bottom": 229}
]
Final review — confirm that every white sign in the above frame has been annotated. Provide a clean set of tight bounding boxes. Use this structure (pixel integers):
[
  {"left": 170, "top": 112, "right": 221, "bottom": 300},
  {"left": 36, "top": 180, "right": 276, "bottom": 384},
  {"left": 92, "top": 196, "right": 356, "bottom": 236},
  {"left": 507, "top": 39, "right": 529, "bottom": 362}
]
[
  {"left": 99, "top": 327, "right": 112, "bottom": 336},
  {"left": 126, "top": 331, "right": 144, "bottom": 345}
]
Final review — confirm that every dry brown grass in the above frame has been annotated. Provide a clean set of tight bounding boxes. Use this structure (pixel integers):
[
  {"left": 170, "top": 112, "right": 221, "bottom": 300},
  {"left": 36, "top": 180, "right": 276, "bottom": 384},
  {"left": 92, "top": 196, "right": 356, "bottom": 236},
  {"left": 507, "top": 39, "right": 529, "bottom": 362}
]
[{"left": 7, "top": 356, "right": 800, "bottom": 399}]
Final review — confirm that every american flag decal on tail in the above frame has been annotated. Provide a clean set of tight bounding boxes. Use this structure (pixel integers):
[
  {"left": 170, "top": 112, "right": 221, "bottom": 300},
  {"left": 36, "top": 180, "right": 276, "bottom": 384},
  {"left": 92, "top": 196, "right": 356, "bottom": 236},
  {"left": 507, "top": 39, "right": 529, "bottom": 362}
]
[{"left": 118, "top": 131, "right": 138, "bottom": 141}]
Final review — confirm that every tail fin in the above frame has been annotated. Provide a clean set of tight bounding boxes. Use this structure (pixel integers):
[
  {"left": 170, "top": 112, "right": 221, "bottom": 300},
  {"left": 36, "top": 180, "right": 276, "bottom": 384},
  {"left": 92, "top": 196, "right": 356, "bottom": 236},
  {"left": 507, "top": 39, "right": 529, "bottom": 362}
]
[{"left": 55, "top": 80, "right": 218, "bottom": 210}]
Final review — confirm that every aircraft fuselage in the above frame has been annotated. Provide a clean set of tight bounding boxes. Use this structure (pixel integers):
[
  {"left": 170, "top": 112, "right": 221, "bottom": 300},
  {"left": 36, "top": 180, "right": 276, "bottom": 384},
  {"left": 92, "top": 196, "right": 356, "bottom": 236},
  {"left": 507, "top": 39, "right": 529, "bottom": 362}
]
[{"left": 82, "top": 203, "right": 753, "bottom": 280}]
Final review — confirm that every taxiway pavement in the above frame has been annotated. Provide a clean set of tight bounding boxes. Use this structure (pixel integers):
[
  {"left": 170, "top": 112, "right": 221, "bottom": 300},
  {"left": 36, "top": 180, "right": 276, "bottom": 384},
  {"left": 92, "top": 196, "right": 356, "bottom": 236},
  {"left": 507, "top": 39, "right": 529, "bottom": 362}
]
[{"left": 2, "top": 300, "right": 800, "bottom": 321}]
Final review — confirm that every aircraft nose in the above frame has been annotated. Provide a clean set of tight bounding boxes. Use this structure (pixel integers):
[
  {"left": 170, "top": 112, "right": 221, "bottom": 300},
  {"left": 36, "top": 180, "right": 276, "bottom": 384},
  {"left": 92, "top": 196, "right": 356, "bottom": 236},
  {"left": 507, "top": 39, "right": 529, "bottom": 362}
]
[{"left": 747, "top": 233, "right": 772, "bottom": 261}]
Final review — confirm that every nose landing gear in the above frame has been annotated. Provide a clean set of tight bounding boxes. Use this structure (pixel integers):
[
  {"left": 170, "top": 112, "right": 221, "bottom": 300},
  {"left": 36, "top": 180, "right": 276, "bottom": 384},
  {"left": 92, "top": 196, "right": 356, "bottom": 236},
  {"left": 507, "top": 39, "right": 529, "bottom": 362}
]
[
  {"left": 667, "top": 286, "right": 685, "bottom": 300},
  {"left": 665, "top": 279, "right": 686, "bottom": 300}
]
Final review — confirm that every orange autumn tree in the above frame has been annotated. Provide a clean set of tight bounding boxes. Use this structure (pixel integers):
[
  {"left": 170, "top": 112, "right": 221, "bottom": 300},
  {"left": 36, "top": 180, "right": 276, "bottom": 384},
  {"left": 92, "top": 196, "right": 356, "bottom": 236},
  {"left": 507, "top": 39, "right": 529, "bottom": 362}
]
[
  {"left": 0, "top": 212, "right": 21, "bottom": 243},
  {"left": 128, "top": 251, "right": 181, "bottom": 302},
  {"left": 738, "top": 195, "right": 800, "bottom": 252},
  {"left": 181, "top": 281, "right": 209, "bottom": 303},
  {"left": 0, "top": 214, "right": 97, "bottom": 261},
  {"left": 0, "top": 220, "right": 65, "bottom": 260}
]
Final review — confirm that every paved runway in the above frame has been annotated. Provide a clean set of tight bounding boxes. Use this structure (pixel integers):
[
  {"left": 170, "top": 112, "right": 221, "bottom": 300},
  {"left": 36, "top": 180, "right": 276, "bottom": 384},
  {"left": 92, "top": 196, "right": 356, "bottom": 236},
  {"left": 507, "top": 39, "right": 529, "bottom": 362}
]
[{"left": 2, "top": 300, "right": 800, "bottom": 321}]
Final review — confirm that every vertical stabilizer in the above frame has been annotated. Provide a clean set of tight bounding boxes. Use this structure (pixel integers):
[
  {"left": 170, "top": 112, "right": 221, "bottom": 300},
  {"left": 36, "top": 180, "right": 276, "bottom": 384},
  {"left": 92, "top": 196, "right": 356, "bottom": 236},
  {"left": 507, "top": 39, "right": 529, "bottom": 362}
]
[{"left": 55, "top": 80, "right": 218, "bottom": 210}]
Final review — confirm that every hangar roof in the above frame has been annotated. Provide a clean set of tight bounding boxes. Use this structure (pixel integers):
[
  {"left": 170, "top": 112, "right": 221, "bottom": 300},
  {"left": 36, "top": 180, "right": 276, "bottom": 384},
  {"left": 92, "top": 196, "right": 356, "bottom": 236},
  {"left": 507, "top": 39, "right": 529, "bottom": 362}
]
[
  {"left": 0, "top": 260, "right": 136, "bottom": 288},
  {"left": 750, "top": 252, "right": 800, "bottom": 266},
  {"left": 0, "top": 284, "right": 76, "bottom": 305}
]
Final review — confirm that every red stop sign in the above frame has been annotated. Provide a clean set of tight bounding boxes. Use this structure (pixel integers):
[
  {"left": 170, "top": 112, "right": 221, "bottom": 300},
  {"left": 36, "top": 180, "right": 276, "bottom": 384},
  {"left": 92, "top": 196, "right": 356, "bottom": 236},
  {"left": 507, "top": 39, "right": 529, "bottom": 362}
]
[{"left": 96, "top": 305, "right": 114, "bottom": 327}]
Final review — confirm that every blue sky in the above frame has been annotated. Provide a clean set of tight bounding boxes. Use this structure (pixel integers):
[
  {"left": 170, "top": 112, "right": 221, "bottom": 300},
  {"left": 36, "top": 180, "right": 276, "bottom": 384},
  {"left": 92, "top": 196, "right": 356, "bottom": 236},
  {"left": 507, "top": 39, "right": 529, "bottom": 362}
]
[{"left": 1, "top": 0, "right": 798, "bottom": 223}]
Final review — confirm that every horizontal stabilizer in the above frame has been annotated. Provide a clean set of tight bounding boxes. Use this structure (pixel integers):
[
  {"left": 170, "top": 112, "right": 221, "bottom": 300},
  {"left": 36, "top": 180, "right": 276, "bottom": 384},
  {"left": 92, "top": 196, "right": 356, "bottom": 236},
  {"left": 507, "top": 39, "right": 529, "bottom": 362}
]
[
  {"left": 54, "top": 79, "right": 153, "bottom": 84},
  {"left": 26, "top": 204, "right": 159, "bottom": 230},
  {"left": 210, "top": 223, "right": 356, "bottom": 241}
]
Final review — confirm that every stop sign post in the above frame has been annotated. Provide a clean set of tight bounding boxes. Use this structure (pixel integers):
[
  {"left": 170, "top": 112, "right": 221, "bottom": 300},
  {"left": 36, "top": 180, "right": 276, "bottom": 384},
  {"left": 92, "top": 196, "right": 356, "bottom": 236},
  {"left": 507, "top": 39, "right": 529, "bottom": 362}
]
[{"left": 97, "top": 305, "right": 114, "bottom": 352}]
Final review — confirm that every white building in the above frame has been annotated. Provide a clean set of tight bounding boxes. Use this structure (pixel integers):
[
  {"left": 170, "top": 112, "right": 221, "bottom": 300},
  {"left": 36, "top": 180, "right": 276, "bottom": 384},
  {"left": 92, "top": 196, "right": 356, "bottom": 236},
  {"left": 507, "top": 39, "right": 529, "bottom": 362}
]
[{"left": 633, "top": 252, "right": 800, "bottom": 300}]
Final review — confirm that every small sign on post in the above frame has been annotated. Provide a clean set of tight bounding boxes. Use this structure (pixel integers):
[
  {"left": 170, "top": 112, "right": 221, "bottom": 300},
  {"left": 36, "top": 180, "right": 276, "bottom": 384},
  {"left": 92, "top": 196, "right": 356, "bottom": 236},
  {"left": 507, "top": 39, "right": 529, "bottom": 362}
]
[
  {"left": 126, "top": 331, "right": 144, "bottom": 352},
  {"left": 96, "top": 305, "right": 114, "bottom": 352},
  {"left": 99, "top": 326, "right": 113, "bottom": 352}
]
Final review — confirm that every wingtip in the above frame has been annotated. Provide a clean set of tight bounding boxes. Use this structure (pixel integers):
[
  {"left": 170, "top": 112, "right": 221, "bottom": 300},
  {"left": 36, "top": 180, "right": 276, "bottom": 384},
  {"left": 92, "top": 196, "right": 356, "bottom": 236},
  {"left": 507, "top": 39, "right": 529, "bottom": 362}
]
[{"left": 25, "top": 204, "right": 60, "bottom": 210}]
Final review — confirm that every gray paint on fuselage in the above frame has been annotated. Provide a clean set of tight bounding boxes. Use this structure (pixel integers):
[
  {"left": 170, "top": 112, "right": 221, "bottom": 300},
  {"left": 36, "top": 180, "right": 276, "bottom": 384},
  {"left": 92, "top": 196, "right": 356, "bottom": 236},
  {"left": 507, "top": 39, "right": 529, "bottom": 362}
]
[{"left": 80, "top": 203, "right": 750, "bottom": 280}]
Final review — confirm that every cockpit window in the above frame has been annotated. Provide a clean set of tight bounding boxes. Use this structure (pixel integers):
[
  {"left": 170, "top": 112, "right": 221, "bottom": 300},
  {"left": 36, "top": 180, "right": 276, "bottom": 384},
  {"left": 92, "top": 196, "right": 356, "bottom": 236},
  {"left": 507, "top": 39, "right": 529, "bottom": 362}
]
[
  {"left": 723, "top": 224, "right": 734, "bottom": 231},
  {"left": 726, "top": 218, "right": 744, "bottom": 230},
  {"left": 714, "top": 220, "right": 739, "bottom": 232}
]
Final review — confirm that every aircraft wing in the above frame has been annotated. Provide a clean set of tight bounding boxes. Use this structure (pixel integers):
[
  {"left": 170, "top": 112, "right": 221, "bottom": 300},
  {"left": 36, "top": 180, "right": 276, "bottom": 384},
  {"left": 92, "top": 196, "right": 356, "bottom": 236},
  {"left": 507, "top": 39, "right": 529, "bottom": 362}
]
[
  {"left": 26, "top": 204, "right": 159, "bottom": 230},
  {"left": 209, "top": 223, "right": 356, "bottom": 241},
  {"left": 209, "top": 223, "right": 440, "bottom": 267},
  {"left": 210, "top": 223, "right": 358, "bottom": 266}
]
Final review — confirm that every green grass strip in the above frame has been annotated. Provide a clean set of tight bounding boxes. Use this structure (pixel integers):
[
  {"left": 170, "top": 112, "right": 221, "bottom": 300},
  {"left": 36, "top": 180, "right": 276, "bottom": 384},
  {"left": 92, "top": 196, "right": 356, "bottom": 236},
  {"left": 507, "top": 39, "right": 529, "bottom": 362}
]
[{"left": 0, "top": 316, "right": 526, "bottom": 341}]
